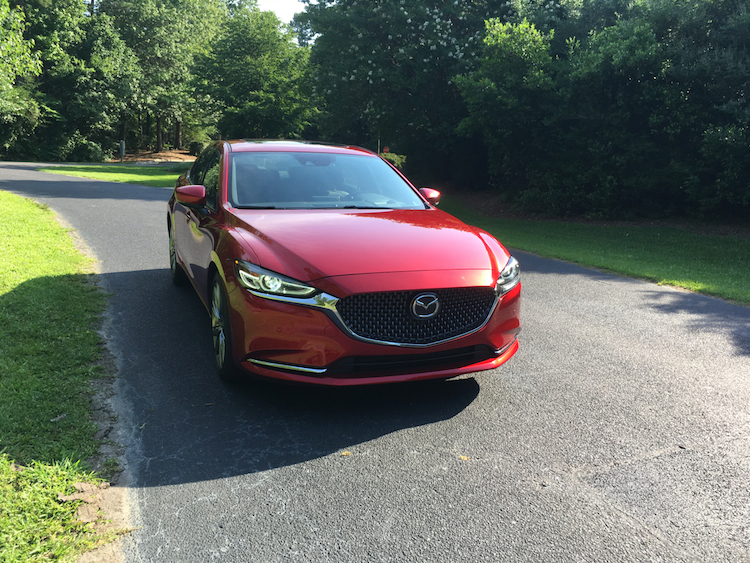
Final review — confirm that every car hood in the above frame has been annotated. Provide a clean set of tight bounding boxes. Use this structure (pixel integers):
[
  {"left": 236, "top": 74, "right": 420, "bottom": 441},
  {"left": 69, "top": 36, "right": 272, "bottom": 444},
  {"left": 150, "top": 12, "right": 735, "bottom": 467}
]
[{"left": 232, "top": 208, "right": 505, "bottom": 283}]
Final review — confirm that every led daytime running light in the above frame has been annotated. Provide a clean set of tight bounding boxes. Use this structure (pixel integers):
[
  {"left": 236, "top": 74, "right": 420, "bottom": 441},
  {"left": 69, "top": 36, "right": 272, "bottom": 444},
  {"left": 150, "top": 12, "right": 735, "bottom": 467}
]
[
  {"left": 236, "top": 261, "right": 317, "bottom": 297},
  {"left": 496, "top": 256, "right": 520, "bottom": 296}
]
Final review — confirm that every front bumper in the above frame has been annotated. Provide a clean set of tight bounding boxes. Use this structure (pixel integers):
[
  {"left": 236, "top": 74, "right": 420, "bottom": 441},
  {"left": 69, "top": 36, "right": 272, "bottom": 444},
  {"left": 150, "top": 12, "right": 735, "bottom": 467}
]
[{"left": 226, "top": 279, "right": 521, "bottom": 385}]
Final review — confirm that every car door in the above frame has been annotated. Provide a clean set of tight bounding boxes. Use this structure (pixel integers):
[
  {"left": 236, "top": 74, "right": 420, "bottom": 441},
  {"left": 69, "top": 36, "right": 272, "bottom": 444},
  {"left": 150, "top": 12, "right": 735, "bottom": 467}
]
[{"left": 174, "top": 145, "right": 222, "bottom": 295}]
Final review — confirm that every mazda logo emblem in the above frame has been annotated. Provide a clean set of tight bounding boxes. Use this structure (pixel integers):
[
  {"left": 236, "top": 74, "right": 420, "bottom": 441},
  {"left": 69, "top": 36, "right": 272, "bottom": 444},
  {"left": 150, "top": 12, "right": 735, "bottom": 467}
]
[{"left": 411, "top": 293, "right": 440, "bottom": 319}]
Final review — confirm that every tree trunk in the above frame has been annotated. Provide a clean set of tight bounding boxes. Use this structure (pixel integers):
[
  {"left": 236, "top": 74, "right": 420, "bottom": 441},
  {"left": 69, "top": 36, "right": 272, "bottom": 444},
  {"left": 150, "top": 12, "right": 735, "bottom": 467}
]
[
  {"left": 156, "top": 115, "right": 163, "bottom": 153},
  {"left": 175, "top": 121, "right": 182, "bottom": 150},
  {"left": 145, "top": 113, "right": 152, "bottom": 150}
]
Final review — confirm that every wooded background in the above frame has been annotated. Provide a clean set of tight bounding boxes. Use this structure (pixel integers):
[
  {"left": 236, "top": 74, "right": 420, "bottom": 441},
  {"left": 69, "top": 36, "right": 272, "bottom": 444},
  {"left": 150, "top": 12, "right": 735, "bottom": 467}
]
[{"left": 2, "top": 0, "right": 748, "bottom": 220}]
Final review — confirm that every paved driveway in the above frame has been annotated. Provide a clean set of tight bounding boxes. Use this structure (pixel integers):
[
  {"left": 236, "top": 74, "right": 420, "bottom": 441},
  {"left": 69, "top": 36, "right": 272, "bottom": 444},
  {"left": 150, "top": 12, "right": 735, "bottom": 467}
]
[{"left": 3, "top": 162, "right": 749, "bottom": 562}]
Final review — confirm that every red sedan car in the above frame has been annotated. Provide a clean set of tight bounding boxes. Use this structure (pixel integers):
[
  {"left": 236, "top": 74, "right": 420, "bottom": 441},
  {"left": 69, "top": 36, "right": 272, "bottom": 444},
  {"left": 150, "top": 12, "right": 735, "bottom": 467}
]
[{"left": 168, "top": 140, "right": 520, "bottom": 386}]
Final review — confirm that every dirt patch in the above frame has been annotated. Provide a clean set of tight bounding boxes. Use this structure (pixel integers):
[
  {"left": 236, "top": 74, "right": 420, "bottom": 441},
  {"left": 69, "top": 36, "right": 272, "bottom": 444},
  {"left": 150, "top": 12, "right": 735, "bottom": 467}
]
[
  {"left": 77, "top": 324, "right": 130, "bottom": 563},
  {"left": 56, "top": 480, "right": 129, "bottom": 563},
  {"left": 109, "top": 148, "right": 196, "bottom": 163}
]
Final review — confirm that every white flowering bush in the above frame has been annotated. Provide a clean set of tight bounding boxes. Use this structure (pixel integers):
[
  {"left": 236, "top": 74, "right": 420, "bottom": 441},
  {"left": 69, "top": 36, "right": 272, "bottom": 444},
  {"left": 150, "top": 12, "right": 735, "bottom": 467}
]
[{"left": 297, "top": 0, "right": 512, "bottom": 157}]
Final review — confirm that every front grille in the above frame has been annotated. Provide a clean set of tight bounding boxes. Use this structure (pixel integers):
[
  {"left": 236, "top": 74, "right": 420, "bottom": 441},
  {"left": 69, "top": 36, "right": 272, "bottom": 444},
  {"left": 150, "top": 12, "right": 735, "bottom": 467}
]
[
  {"left": 336, "top": 287, "right": 497, "bottom": 345},
  {"left": 327, "top": 345, "right": 497, "bottom": 377}
]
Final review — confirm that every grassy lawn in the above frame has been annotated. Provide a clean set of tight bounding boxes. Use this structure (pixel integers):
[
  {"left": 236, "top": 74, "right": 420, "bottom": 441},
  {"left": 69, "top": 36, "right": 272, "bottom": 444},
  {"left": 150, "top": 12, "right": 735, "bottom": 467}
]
[
  {"left": 38, "top": 163, "right": 190, "bottom": 188},
  {"left": 38, "top": 164, "right": 750, "bottom": 306},
  {"left": 441, "top": 199, "right": 750, "bottom": 306},
  {"left": 0, "top": 190, "right": 115, "bottom": 561}
]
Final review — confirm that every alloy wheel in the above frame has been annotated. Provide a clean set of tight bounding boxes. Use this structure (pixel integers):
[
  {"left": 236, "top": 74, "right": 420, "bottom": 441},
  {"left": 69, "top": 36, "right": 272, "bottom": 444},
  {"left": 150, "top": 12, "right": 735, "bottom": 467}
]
[{"left": 211, "top": 279, "right": 227, "bottom": 370}]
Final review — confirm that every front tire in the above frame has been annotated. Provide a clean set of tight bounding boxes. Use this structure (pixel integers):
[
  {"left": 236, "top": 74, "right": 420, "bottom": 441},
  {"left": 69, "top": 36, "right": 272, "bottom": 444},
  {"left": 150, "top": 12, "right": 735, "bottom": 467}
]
[{"left": 210, "top": 274, "right": 241, "bottom": 383}]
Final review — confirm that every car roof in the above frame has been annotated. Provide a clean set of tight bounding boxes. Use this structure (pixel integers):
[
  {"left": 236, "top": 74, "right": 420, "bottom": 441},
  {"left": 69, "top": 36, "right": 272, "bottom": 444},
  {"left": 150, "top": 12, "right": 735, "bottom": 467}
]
[{"left": 226, "top": 140, "right": 376, "bottom": 156}]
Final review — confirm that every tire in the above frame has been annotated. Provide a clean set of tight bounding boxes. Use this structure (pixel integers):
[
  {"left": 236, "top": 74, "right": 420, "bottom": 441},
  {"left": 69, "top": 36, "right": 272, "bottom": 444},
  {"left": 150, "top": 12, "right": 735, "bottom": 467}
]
[
  {"left": 210, "top": 274, "right": 242, "bottom": 383},
  {"left": 169, "top": 223, "right": 188, "bottom": 286}
]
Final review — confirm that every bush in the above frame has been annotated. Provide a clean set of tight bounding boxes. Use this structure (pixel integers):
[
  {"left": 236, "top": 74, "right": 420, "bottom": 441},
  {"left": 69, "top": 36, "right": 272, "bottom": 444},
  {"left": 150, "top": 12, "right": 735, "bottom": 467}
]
[
  {"left": 67, "top": 140, "right": 105, "bottom": 162},
  {"left": 380, "top": 152, "right": 406, "bottom": 170},
  {"left": 57, "top": 133, "right": 106, "bottom": 162},
  {"left": 455, "top": 3, "right": 750, "bottom": 220},
  {"left": 188, "top": 141, "right": 206, "bottom": 156}
]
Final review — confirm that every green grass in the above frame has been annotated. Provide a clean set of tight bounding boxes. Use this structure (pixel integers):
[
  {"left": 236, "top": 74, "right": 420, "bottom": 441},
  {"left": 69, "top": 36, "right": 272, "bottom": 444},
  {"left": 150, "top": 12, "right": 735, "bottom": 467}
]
[
  {"left": 0, "top": 190, "right": 113, "bottom": 560},
  {"left": 37, "top": 163, "right": 189, "bottom": 188},
  {"left": 0, "top": 456, "right": 114, "bottom": 562},
  {"left": 442, "top": 199, "right": 750, "bottom": 305}
]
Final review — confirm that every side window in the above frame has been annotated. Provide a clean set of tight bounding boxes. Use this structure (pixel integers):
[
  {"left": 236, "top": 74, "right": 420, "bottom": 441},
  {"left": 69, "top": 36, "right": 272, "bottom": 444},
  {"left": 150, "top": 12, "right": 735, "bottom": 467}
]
[
  {"left": 204, "top": 153, "right": 221, "bottom": 209},
  {"left": 188, "top": 150, "right": 211, "bottom": 185}
]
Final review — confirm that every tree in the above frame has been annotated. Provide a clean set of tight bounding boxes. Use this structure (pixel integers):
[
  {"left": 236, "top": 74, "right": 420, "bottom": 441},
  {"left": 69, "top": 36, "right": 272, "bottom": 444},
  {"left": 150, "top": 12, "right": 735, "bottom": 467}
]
[
  {"left": 297, "top": 0, "right": 512, "bottom": 178},
  {"left": 194, "top": 5, "right": 315, "bottom": 139},
  {"left": 99, "top": 0, "right": 225, "bottom": 151},
  {"left": 9, "top": 0, "right": 141, "bottom": 160},
  {"left": 663, "top": 0, "right": 750, "bottom": 217},
  {"left": 455, "top": 0, "right": 750, "bottom": 219},
  {"left": 0, "top": 0, "right": 41, "bottom": 155},
  {"left": 0, "top": 0, "right": 40, "bottom": 85},
  {"left": 455, "top": 19, "right": 555, "bottom": 195}
]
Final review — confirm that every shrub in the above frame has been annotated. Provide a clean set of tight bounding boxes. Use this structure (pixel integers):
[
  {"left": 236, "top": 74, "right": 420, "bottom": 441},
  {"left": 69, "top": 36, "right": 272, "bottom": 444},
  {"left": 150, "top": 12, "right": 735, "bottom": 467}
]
[
  {"left": 380, "top": 152, "right": 406, "bottom": 170},
  {"left": 188, "top": 141, "right": 206, "bottom": 156},
  {"left": 58, "top": 133, "right": 106, "bottom": 162}
]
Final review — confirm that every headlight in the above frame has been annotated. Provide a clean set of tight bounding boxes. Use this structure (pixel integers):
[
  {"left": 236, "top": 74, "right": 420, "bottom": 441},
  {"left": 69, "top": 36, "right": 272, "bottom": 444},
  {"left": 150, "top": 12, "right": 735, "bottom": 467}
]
[
  {"left": 235, "top": 260, "right": 318, "bottom": 298},
  {"left": 495, "top": 256, "right": 520, "bottom": 296}
]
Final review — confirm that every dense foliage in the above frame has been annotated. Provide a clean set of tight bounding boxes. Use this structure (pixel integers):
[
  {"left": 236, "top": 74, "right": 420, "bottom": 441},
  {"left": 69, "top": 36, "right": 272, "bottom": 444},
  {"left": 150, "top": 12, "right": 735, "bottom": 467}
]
[
  {"left": 1, "top": 0, "right": 308, "bottom": 160},
  {"left": 16, "top": 0, "right": 141, "bottom": 160},
  {"left": 1, "top": 0, "right": 748, "bottom": 219},
  {"left": 0, "top": 0, "right": 41, "bottom": 154},
  {"left": 193, "top": 5, "right": 314, "bottom": 138},
  {"left": 98, "top": 0, "right": 224, "bottom": 152},
  {"left": 297, "top": 0, "right": 750, "bottom": 220},
  {"left": 296, "top": 0, "right": 510, "bottom": 178},
  {"left": 454, "top": 0, "right": 750, "bottom": 219}
]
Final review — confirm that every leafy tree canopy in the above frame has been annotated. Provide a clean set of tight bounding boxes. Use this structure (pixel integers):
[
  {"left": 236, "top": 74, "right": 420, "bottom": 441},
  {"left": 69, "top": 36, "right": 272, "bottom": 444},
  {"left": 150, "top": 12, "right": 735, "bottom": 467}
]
[
  {"left": 297, "top": 0, "right": 511, "bottom": 157},
  {"left": 0, "top": 0, "right": 41, "bottom": 153},
  {"left": 0, "top": 0, "right": 41, "bottom": 86},
  {"left": 98, "top": 0, "right": 225, "bottom": 150},
  {"left": 454, "top": 0, "right": 750, "bottom": 219},
  {"left": 194, "top": 3, "right": 315, "bottom": 138}
]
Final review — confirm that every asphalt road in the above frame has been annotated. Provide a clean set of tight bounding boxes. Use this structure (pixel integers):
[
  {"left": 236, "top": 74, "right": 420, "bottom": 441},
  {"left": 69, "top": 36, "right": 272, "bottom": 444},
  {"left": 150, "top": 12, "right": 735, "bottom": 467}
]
[{"left": 3, "top": 162, "right": 750, "bottom": 562}]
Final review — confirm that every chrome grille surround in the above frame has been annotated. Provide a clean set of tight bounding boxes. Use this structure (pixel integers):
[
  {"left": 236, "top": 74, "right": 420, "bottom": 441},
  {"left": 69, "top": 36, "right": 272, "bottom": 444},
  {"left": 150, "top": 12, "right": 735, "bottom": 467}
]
[
  {"left": 335, "top": 287, "right": 498, "bottom": 347},
  {"left": 239, "top": 284, "right": 500, "bottom": 348}
]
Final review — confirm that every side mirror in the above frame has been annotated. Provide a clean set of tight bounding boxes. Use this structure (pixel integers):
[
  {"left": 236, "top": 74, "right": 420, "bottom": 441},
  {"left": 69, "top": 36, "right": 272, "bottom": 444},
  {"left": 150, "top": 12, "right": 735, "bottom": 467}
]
[
  {"left": 419, "top": 187, "right": 441, "bottom": 207},
  {"left": 175, "top": 184, "right": 206, "bottom": 207}
]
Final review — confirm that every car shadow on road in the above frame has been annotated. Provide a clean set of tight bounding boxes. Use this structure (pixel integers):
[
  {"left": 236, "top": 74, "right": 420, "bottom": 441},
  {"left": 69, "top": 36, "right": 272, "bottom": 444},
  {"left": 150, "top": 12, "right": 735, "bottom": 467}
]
[{"left": 101, "top": 269, "right": 481, "bottom": 488}]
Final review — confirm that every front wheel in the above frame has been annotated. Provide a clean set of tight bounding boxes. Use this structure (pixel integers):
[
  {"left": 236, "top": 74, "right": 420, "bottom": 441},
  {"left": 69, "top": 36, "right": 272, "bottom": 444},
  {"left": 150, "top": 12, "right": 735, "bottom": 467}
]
[{"left": 210, "top": 274, "right": 242, "bottom": 383}]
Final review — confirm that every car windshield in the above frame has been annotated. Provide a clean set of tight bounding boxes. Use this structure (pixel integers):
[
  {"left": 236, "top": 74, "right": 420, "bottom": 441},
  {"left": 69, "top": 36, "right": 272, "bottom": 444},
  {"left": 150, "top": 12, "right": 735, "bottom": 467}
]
[{"left": 227, "top": 152, "right": 427, "bottom": 210}]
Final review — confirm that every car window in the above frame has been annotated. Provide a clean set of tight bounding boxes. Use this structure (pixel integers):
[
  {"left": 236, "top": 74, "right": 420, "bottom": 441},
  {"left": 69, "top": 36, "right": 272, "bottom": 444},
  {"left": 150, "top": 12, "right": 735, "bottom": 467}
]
[
  {"left": 188, "top": 146, "right": 221, "bottom": 209},
  {"left": 189, "top": 149, "right": 213, "bottom": 185},
  {"left": 203, "top": 150, "right": 221, "bottom": 209},
  {"left": 228, "top": 152, "right": 426, "bottom": 210}
]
